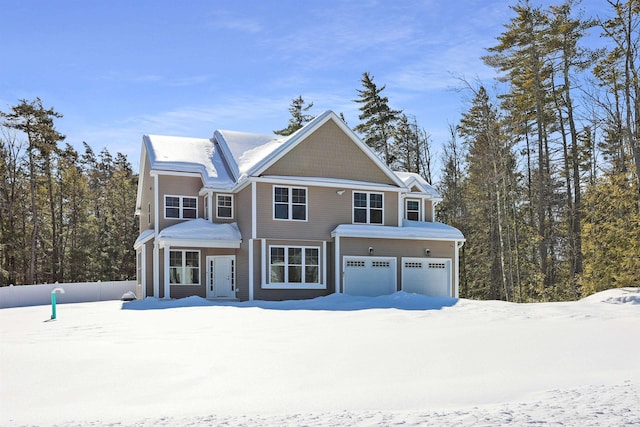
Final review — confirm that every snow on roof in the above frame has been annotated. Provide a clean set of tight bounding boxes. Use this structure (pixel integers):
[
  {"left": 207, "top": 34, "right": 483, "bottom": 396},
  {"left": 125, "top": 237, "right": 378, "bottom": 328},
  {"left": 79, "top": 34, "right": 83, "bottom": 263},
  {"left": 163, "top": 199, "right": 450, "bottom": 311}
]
[
  {"left": 134, "top": 228, "right": 154, "bottom": 249},
  {"left": 144, "top": 134, "right": 235, "bottom": 188},
  {"left": 394, "top": 171, "right": 441, "bottom": 198},
  {"left": 157, "top": 219, "right": 242, "bottom": 247},
  {"left": 215, "top": 130, "right": 287, "bottom": 179},
  {"left": 332, "top": 220, "right": 464, "bottom": 241}
]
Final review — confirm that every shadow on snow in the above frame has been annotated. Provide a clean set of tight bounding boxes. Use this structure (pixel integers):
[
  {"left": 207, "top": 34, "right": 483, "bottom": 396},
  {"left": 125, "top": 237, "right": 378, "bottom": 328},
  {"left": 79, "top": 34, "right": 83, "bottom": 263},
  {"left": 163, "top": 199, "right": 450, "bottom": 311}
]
[{"left": 121, "top": 292, "right": 459, "bottom": 312}]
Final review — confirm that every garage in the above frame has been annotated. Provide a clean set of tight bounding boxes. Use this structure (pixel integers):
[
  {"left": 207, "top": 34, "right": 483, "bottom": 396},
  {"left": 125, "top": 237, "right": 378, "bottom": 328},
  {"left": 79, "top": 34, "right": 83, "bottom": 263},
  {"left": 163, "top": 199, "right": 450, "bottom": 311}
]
[
  {"left": 343, "top": 256, "right": 396, "bottom": 296},
  {"left": 401, "top": 257, "right": 452, "bottom": 297}
]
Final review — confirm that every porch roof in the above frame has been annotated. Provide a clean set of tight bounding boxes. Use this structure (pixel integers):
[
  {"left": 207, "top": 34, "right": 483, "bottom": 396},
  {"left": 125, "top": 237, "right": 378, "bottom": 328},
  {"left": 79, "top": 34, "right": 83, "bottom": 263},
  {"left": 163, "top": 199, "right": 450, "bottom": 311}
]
[
  {"left": 331, "top": 220, "right": 464, "bottom": 241},
  {"left": 157, "top": 219, "right": 242, "bottom": 248}
]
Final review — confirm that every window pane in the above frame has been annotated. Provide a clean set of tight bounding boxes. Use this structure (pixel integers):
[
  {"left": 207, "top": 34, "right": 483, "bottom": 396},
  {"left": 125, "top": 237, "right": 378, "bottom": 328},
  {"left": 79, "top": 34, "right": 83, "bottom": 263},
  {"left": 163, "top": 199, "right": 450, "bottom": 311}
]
[
  {"left": 218, "top": 206, "right": 232, "bottom": 218},
  {"left": 292, "top": 204, "right": 306, "bottom": 220},
  {"left": 170, "top": 251, "right": 182, "bottom": 267},
  {"left": 185, "top": 252, "right": 199, "bottom": 267},
  {"left": 288, "top": 266, "right": 302, "bottom": 282},
  {"left": 274, "top": 187, "right": 289, "bottom": 203},
  {"left": 370, "top": 193, "right": 383, "bottom": 208},
  {"left": 288, "top": 247, "right": 302, "bottom": 265},
  {"left": 305, "top": 248, "right": 319, "bottom": 266},
  {"left": 305, "top": 266, "right": 318, "bottom": 283},
  {"left": 166, "top": 207, "right": 180, "bottom": 218},
  {"left": 186, "top": 267, "right": 199, "bottom": 284},
  {"left": 271, "top": 266, "right": 285, "bottom": 283},
  {"left": 370, "top": 209, "right": 383, "bottom": 224},
  {"left": 354, "top": 208, "right": 367, "bottom": 223},
  {"left": 183, "top": 208, "right": 197, "bottom": 219},
  {"left": 407, "top": 200, "right": 419, "bottom": 211},
  {"left": 183, "top": 197, "right": 197, "bottom": 208},
  {"left": 292, "top": 188, "right": 306, "bottom": 204},
  {"left": 354, "top": 192, "right": 367, "bottom": 207},
  {"left": 169, "top": 267, "right": 181, "bottom": 284},
  {"left": 270, "top": 247, "right": 285, "bottom": 264},
  {"left": 218, "top": 195, "right": 232, "bottom": 207},
  {"left": 166, "top": 196, "right": 180, "bottom": 207},
  {"left": 407, "top": 211, "right": 419, "bottom": 221},
  {"left": 274, "top": 203, "right": 289, "bottom": 219}
]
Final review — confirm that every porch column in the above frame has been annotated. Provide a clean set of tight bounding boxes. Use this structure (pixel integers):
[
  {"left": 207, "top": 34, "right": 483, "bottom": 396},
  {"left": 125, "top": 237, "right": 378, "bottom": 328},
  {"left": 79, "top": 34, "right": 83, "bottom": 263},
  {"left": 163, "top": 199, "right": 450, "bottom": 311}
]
[
  {"left": 163, "top": 245, "right": 171, "bottom": 300},
  {"left": 153, "top": 242, "right": 159, "bottom": 298},
  {"left": 334, "top": 235, "right": 341, "bottom": 294}
]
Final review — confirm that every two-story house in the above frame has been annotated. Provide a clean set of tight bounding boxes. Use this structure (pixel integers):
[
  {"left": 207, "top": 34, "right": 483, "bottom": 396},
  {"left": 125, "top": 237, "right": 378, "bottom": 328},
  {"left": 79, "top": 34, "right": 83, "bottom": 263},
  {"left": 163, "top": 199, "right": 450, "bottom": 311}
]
[{"left": 134, "top": 110, "right": 464, "bottom": 301}]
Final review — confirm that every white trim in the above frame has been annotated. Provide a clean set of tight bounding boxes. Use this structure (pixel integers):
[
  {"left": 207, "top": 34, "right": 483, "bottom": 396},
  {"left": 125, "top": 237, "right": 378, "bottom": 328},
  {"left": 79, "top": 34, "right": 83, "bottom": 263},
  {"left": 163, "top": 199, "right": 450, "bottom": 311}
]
[
  {"left": 150, "top": 169, "right": 202, "bottom": 179},
  {"left": 163, "top": 195, "right": 198, "bottom": 220},
  {"left": 216, "top": 193, "right": 234, "bottom": 219},
  {"left": 140, "top": 244, "right": 147, "bottom": 299},
  {"left": 272, "top": 185, "right": 308, "bottom": 222},
  {"left": 203, "top": 193, "right": 210, "bottom": 221},
  {"left": 157, "top": 238, "right": 241, "bottom": 249},
  {"left": 255, "top": 175, "right": 404, "bottom": 193},
  {"left": 153, "top": 242, "right": 159, "bottom": 298},
  {"left": 251, "top": 181, "right": 257, "bottom": 239},
  {"left": 263, "top": 245, "right": 325, "bottom": 290},
  {"left": 163, "top": 246, "right": 170, "bottom": 299},
  {"left": 405, "top": 198, "right": 422, "bottom": 222},
  {"left": 261, "top": 239, "right": 267, "bottom": 288},
  {"left": 455, "top": 240, "right": 464, "bottom": 298},
  {"left": 167, "top": 249, "right": 201, "bottom": 286},
  {"left": 248, "top": 239, "right": 254, "bottom": 301},
  {"left": 322, "top": 241, "right": 327, "bottom": 292},
  {"left": 154, "top": 174, "right": 159, "bottom": 233},
  {"left": 352, "top": 191, "right": 384, "bottom": 225},
  {"left": 335, "top": 235, "right": 341, "bottom": 294}
]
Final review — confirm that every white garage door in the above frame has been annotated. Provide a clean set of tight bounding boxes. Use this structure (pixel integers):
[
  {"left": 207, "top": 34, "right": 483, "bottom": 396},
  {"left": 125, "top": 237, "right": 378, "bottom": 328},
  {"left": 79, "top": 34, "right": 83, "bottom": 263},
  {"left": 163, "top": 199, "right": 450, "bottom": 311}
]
[
  {"left": 343, "top": 256, "right": 396, "bottom": 296},
  {"left": 402, "top": 257, "right": 452, "bottom": 297}
]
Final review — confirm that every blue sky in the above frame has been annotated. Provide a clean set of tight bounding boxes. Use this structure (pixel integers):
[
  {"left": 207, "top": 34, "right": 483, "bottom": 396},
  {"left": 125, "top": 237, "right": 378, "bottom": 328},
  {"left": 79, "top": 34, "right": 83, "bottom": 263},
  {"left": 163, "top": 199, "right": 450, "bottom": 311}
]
[{"left": 1, "top": 0, "right": 608, "bottom": 173}]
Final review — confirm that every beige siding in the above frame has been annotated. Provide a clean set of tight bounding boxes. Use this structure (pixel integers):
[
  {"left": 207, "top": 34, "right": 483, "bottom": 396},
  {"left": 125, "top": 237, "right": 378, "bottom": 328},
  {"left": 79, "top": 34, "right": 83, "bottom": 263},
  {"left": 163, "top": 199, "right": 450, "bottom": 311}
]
[
  {"left": 157, "top": 175, "right": 204, "bottom": 230},
  {"left": 255, "top": 183, "right": 400, "bottom": 240},
  {"left": 140, "top": 152, "right": 155, "bottom": 232},
  {"left": 144, "top": 240, "right": 154, "bottom": 297},
  {"left": 263, "top": 120, "right": 396, "bottom": 185},
  {"left": 424, "top": 200, "right": 434, "bottom": 222},
  {"left": 339, "top": 238, "right": 457, "bottom": 294}
]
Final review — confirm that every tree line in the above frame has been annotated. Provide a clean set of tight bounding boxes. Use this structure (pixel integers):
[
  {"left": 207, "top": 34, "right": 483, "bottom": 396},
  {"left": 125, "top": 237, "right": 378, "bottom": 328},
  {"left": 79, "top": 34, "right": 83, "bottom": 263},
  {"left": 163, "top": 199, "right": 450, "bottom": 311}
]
[
  {"left": 282, "top": 0, "right": 639, "bottom": 301},
  {"left": 0, "top": 99, "right": 137, "bottom": 286}
]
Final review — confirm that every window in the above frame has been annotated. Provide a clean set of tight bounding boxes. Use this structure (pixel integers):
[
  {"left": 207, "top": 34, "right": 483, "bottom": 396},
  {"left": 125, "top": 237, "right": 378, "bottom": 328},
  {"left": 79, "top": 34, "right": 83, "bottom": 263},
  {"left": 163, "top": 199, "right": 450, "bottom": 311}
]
[
  {"left": 406, "top": 199, "right": 421, "bottom": 221},
  {"left": 203, "top": 195, "right": 209, "bottom": 220},
  {"left": 169, "top": 250, "right": 200, "bottom": 285},
  {"left": 147, "top": 202, "right": 151, "bottom": 225},
  {"left": 353, "top": 192, "right": 383, "bottom": 224},
  {"left": 270, "top": 246, "right": 319, "bottom": 284},
  {"left": 164, "top": 195, "right": 198, "bottom": 219},
  {"left": 216, "top": 194, "right": 233, "bottom": 218},
  {"left": 273, "top": 186, "right": 307, "bottom": 221}
]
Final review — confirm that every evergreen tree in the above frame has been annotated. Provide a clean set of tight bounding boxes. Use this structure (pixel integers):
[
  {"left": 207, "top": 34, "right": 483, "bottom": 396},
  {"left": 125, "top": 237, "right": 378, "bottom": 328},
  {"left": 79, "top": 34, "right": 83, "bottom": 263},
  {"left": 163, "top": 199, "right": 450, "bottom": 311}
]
[
  {"left": 274, "top": 96, "right": 315, "bottom": 136},
  {"left": 354, "top": 72, "right": 402, "bottom": 166}
]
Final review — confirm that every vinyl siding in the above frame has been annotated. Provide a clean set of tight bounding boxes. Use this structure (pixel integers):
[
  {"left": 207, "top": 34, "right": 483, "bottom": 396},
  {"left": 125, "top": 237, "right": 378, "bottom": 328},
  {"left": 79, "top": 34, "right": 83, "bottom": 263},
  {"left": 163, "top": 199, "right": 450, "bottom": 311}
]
[
  {"left": 262, "top": 120, "right": 397, "bottom": 185},
  {"left": 157, "top": 175, "right": 204, "bottom": 230}
]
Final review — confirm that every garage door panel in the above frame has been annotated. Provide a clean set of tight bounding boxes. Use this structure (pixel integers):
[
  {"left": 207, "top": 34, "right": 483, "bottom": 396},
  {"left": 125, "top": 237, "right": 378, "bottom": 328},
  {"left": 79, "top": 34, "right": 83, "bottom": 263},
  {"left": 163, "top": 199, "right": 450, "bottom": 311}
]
[
  {"left": 402, "top": 258, "right": 451, "bottom": 297},
  {"left": 344, "top": 257, "right": 396, "bottom": 297}
]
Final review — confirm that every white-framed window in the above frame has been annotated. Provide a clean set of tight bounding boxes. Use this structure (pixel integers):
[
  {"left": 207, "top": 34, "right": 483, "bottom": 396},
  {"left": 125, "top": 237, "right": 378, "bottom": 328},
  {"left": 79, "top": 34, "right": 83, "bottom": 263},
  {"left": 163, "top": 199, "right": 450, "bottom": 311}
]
[
  {"left": 405, "top": 199, "right": 421, "bottom": 221},
  {"left": 273, "top": 186, "right": 307, "bottom": 221},
  {"left": 216, "top": 194, "right": 233, "bottom": 219},
  {"left": 164, "top": 195, "right": 198, "bottom": 219},
  {"left": 147, "top": 202, "right": 151, "bottom": 225},
  {"left": 353, "top": 192, "right": 383, "bottom": 224},
  {"left": 169, "top": 250, "right": 200, "bottom": 285},
  {"left": 269, "top": 246, "right": 319, "bottom": 284},
  {"left": 203, "top": 194, "right": 209, "bottom": 220}
]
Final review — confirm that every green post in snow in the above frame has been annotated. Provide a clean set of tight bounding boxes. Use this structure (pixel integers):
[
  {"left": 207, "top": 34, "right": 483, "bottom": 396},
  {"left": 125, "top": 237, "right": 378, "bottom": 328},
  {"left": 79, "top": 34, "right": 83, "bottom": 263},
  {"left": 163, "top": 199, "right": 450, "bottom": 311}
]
[{"left": 51, "top": 287, "right": 65, "bottom": 320}]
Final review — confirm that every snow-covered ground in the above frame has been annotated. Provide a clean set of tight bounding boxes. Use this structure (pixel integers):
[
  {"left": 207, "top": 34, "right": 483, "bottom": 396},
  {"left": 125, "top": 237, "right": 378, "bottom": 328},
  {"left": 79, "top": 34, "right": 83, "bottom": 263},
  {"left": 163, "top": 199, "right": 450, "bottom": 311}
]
[{"left": 1, "top": 289, "right": 639, "bottom": 426}]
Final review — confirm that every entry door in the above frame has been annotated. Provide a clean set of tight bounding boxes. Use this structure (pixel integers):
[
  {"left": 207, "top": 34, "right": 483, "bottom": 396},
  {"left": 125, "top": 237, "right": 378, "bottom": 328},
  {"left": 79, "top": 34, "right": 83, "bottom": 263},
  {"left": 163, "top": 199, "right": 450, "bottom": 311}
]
[{"left": 206, "top": 256, "right": 235, "bottom": 298}]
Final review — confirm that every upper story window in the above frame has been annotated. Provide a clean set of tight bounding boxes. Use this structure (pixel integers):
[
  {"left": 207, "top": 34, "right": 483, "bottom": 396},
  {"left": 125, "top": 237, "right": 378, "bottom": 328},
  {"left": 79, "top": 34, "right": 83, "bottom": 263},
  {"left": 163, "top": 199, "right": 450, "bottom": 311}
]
[
  {"left": 165, "top": 195, "right": 197, "bottom": 219},
  {"left": 405, "top": 199, "right": 421, "bottom": 221},
  {"left": 353, "top": 192, "right": 383, "bottom": 224},
  {"left": 217, "top": 194, "right": 233, "bottom": 219},
  {"left": 203, "top": 195, "right": 209, "bottom": 220},
  {"left": 274, "top": 186, "right": 307, "bottom": 221}
]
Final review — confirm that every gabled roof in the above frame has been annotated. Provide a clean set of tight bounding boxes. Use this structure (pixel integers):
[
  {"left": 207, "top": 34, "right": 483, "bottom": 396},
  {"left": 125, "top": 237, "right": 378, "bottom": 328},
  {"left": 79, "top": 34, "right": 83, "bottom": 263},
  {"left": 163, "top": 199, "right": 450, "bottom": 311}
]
[
  {"left": 213, "top": 130, "right": 286, "bottom": 181},
  {"left": 395, "top": 171, "right": 441, "bottom": 200},
  {"left": 143, "top": 134, "right": 235, "bottom": 188}
]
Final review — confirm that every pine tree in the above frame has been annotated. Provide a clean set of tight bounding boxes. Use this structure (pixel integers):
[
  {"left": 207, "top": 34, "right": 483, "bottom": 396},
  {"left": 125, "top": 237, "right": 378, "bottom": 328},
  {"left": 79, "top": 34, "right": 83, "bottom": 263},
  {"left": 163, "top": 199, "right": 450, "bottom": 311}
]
[
  {"left": 354, "top": 72, "right": 402, "bottom": 166},
  {"left": 274, "top": 96, "right": 314, "bottom": 136}
]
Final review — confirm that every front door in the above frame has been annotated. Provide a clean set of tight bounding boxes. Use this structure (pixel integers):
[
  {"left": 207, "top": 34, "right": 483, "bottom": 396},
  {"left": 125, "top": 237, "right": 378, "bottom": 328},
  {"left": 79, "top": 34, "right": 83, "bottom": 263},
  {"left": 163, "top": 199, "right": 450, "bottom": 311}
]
[{"left": 206, "top": 256, "right": 235, "bottom": 298}]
